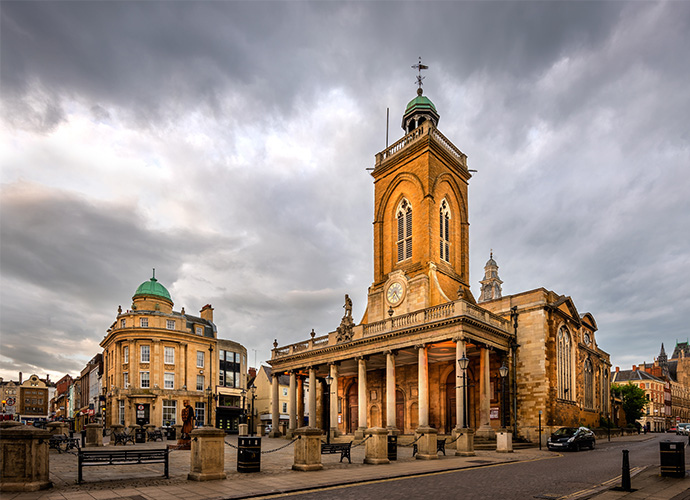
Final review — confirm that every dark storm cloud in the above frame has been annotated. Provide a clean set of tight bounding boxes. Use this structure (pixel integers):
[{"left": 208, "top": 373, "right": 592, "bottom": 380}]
[{"left": 1, "top": 1, "right": 689, "bottom": 377}]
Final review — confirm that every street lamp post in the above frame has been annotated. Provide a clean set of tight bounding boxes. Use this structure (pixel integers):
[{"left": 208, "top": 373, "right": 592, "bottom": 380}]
[
  {"left": 499, "top": 361, "right": 508, "bottom": 429},
  {"left": 325, "top": 374, "right": 333, "bottom": 444},
  {"left": 250, "top": 386, "right": 256, "bottom": 436},
  {"left": 458, "top": 355, "right": 469, "bottom": 428}
]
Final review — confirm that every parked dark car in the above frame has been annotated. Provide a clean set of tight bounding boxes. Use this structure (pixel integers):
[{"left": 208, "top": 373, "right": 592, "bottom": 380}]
[{"left": 547, "top": 426, "right": 596, "bottom": 451}]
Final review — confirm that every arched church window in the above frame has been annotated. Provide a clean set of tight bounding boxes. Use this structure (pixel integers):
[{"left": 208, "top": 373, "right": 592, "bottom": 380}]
[
  {"left": 439, "top": 199, "right": 451, "bottom": 262},
  {"left": 584, "top": 358, "right": 594, "bottom": 409},
  {"left": 557, "top": 326, "right": 573, "bottom": 400},
  {"left": 397, "top": 199, "right": 412, "bottom": 262}
]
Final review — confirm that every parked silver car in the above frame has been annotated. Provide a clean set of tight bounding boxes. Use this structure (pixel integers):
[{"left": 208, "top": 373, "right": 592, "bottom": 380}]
[{"left": 676, "top": 423, "right": 689, "bottom": 435}]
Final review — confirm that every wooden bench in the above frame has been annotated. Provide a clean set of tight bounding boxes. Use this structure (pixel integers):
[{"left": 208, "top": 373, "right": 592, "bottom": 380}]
[
  {"left": 147, "top": 428, "right": 164, "bottom": 442},
  {"left": 49, "top": 434, "right": 80, "bottom": 453},
  {"left": 112, "top": 431, "right": 135, "bottom": 445},
  {"left": 321, "top": 442, "right": 352, "bottom": 463},
  {"left": 77, "top": 448, "right": 169, "bottom": 483},
  {"left": 412, "top": 439, "right": 446, "bottom": 456}
]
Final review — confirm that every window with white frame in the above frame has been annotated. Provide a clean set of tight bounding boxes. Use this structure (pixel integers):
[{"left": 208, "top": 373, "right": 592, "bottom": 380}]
[
  {"left": 140, "top": 345, "right": 150, "bottom": 363},
  {"left": 196, "top": 375, "right": 204, "bottom": 391},
  {"left": 164, "top": 346, "right": 175, "bottom": 364},
  {"left": 197, "top": 351, "right": 205, "bottom": 368},
  {"left": 119, "top": 399, "right": 125, "bottom": 425},
  {"left": 166, "top": 319, "right": 175, "bottom": 330},
  {"left": 282, "top": 387, "right": 288, "bottom": 397},
  {"left": 140, "top": 371, "right": 150, "bottom": 388},
  {"left": 439, "top": 199, "right": 451, "bottom": 262},
  {"left": 120, "top": 319, "right": 126, "bottom": 328},
  {"left": 140, "top": 317, "right": 148, "bottom": 327},
  {"left": 557, "top": 326, "right": 573, "bottom": 400},
  {"left": 123, "top": 345, "right": 129, "bottom": 364},
  {"left": 396, "top": 198, "right": 412, "bottom": 262},
  {"left": 162, "top": 400, "right": 176, "bottom": 426},
  {"left": 164, "top": 372, "right": 174, "bottom": 389},
  {"left": 195, "top": 402, "right": 205, "bottom": 427},
  {"left": 123, "top": 372, "right": 129, "bottom": 388},
  {"left": 196, "top": 326, "right": 203, "bottom": 335}
]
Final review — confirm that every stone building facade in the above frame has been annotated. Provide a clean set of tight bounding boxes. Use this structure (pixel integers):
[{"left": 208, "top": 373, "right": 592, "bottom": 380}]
[
  {"left": 268, "top": 79, "right": 610, "bottom": 443},
  {"left": 100, "top": 273, "right": 219, "bottom": 429}
]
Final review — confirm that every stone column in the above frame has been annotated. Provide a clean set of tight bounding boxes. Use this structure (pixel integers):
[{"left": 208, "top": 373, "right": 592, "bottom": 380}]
[
  {"left": 287, "top": 371, "right": 297, "bottom": 438},
  {"left": 455, "top": 338, "right": 466, "bottom": 430},
  {"left": 476, "top": 346, "right": 493, "bottom": 438},
  {"left": 85, "top": 423, "right": 103, "bottom": 447},
  {"left": 292, "top": 427, "right": 323, "bottom": 471},
  {"left": 0, "top": 425, "right": 52, "bottom": 492},
  {"left": 269, "top": 374, "right": 282, "bottom": 438},
  {"left": 297, "top": 375, "right": 305, "bottom": 427},
  {"left": 329, "top": 363, "right": 339, "bottom": 438},
  {"left": 356, "top": 357, "right": 368, "bottom": 439},
  {"left": 308, "top": 367, "right": 317, "bottom": 427},
  {"left": 417, "top": 345, "right": 429, "bottom": 428},
  {"left": 188, "top": 427, "right": 227, "bottom": 481},
  {"left": 385, "top": 351, "right": 399, "bottom": 434},
  {"left": 364, "top": 427, "right": 390, "bottom": 464}
]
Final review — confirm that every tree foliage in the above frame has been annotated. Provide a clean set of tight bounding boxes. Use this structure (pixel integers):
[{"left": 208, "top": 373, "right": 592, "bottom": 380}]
[{"left": 611, "top": 383, "right": 647, "bottom": 425}]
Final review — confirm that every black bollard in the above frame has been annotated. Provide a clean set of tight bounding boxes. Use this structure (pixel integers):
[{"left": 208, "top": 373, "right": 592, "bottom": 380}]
[{"left": 621, "top": 449, "right": 631, "bottom": 491}]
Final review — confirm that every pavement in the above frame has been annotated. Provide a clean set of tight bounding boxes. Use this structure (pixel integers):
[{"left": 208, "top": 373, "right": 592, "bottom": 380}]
[{"left": 3, "top": 433, "right": 688, "bottom": 500}]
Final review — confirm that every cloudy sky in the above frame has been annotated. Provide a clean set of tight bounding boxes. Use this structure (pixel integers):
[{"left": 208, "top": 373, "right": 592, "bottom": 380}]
[{"left": 1, "top": 1, "right": 689, "bottom": 382}]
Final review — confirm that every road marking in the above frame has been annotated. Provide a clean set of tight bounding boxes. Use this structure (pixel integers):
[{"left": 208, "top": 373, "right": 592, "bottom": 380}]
[{"left": 556, "top": 466, "right": 646, "bottom": 500}]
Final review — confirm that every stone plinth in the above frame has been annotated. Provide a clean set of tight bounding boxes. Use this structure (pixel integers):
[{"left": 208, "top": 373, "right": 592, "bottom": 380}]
[
  {"left": 46, "top": 422, "right": 68, "bottom": 436},
  {"left": 292, "top": 427, "right": 323, "bottom": 471},
  {"left": 239, "top": 423, "right": 248, "bottom": 436},
  {"left": 0, "top": 425, "right": 52, "bottom": 492},
  {"left": 188, "top": 427, "right": 227, "bottom": 481},
  {"left": 453, "top": 427, "right": 476, "bottom": 457},
  {"left": 364, "top": 427, "right": 389, "bottom": 465},
  {"left": 0, "top": 421, "right": 23, "bottom": 429},
  {"left": 497, "top": 430, "right": 513, "bottom": 453},
  {"left": 415, "top": 426, "right": 439, "bottom": 460},
  {"left": 257, "top": 423, "right": 266, "bottom": 436},
  {"left": 84, "top": 423, "right": 103, "bottom": 447}
]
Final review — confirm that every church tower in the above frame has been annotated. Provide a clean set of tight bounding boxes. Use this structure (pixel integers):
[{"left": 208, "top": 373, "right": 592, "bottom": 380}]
[
  {"left": 363, "top": 62, "right": 474, "bottom": 323},
  {"left": 478, "top": 251, "right": 503, "bottom": 303}
]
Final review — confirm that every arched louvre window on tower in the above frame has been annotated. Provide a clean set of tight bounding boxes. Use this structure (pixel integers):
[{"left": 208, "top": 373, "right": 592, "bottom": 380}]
[
  {"left": 440, "top": 199, "right": 451, "bottom": 262},
  {"left": 397, "top": 199, "right": 412, "bottom": 262}
]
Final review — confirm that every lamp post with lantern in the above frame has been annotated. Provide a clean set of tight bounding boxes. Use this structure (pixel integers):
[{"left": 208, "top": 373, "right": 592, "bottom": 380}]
[
  {"left": 499, "top": 360, "right": 509, "bottom": 429},
  {"left": 324, "top": 374, "right": 333, "bottom": 444},
  {"left": 458, "top": 355, "right": 470, "bottom": 428}
]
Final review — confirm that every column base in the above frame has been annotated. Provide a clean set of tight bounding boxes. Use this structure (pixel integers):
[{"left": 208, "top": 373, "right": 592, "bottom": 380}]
[
  {"left": 364, "top": 457, "right": 390, "bottom": 465},
  {"left": 454, "top": 427, "right": 476, "bottom": 457},
  {"left": 415, "top": 426, "right": 439, "bottom": 460},
  {"left": 268, "top": 430, "right": 283, "bottom": 438},
  {"left": 354, "top": 428, "right": 366, "bottom": 440},
  {"left": 286, "top": 429, "right": 294, "bottom": 439},
  {"left": 474, "top": 425, "right": 495, "bottom": 439},
  {"left": 292, "top": 463, "right": 323, "bottom": 471},
  {"left": 188, "top": 472, "right": 227, "bottom": 481}
]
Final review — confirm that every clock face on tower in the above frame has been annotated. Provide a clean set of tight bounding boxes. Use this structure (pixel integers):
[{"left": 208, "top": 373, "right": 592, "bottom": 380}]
[{"left": 386, "top": 281, "right": 405, "bottom": 306}]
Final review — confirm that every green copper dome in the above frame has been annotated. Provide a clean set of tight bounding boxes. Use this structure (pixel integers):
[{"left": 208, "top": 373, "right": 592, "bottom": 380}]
[
  {"left": 404, "top": 94, "right": 437, "bottom": 115},
  {"left": 134, "top": 274, "right": 172, "bottom": 301}
]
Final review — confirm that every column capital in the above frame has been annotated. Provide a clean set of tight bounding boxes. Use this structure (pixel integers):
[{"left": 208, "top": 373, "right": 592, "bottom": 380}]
[
  {"left": 453, "top": 335, "right": 466, "bottom": 343},
  {"left": 356, "top": 355, "right": 369, "bottom": 362},
  {"left": 327, "top": 361, "right": 341, "bottom": 366},
  {"left": 415, "top": 344, "right": 426, "bottom": 350},
  {"left": 384, "top": 349, "right": 398, "bottom": 357}
]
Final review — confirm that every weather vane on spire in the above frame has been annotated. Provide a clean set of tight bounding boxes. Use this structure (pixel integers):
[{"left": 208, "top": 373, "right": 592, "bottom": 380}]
[{"left": 412, "top": 57, "right": 429, "bottom": 95}]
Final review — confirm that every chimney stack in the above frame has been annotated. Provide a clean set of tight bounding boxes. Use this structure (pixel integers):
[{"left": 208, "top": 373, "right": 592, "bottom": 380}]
[
  {"left": 632, "top": 365, "right": 637, "bottom": 371},
  {"left": 19, "top": 371, "right": 22, "bottom": 384},
  {"left": 615, "top": 366, "right": 619, "bottom": 372},
  {"left": 200, "top": 304, "right": 214, "bottom": 323}
]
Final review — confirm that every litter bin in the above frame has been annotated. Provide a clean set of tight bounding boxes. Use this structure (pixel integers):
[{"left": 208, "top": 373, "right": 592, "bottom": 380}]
[
  {"left": 166, "top": 427, "right": 176, "bottom": 440},
  {"left": 388, "top": 435, "right": 397, "bottom": 461},
  {"left": 238, "top": 436, "right": 261, "bottom": 472},
  {"left": 135, "top": 427, "right": 146, "bottom": 444},
  {"left": 660, "top": 440, "right": 685, "bottom": 478}
]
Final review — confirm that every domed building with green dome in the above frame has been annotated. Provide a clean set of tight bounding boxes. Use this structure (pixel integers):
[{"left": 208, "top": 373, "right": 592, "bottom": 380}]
[{"left": 99, "top": 272, "right": 247, "bottom": 432}]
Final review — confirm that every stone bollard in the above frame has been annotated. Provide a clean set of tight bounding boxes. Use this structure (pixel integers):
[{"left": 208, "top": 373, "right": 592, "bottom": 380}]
[
  {"left": 258, "top": 423, "right": 266, "bottom": 436},
  {"left": 292, "top": 427, "right": 323, "bottom": 471},
  {"left": 85, "top": 423, "right": 103, "bottom": 447},
  {"left": 46, "top": 422, "right": 68, "bottom": 436},
  {"left": 453, "top": 427, "right": 476, "bottom": 457},
  {"left": 364, "top": 427, "right": 389, "bottom": 465},
  {"left": 239, "top": 423, "right": 248, "bottom": 436},
  {"left": 188, "top": 427, "right": 227, "bottom": 481},
  {"left": 414, "top": 426, "right": 439, "bottom": 460},
  {"left": 0, "top": 425, "right": 52, "bottom": 492},
  {"left": 497, "top": 430, "right": 513, "bottom": 453}
]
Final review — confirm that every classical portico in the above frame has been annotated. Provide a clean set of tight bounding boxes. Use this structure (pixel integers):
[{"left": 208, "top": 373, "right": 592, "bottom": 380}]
[{"left": 269, "top": 298, "right": 513, "bottom": 439}]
